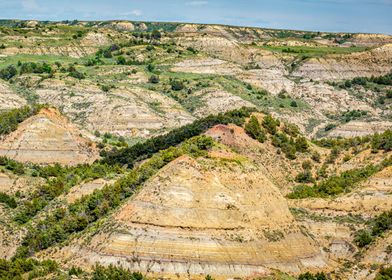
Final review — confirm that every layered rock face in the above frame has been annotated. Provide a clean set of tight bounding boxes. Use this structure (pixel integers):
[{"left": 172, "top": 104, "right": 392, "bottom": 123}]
[
  {"left": 292, "top": 44, "right": 392, "bottom": 81},
  {"left": 0, "top": 81, "right": 26, "bottom": 111},
  {"left": 0, "top": 108, "right": 99, "bottom": 165},
  {"left": 56, "top": 155, "right": 325, "bottom": 277},
  {"left": 36, "top": 80, "right": 195, "bottom": 137}
]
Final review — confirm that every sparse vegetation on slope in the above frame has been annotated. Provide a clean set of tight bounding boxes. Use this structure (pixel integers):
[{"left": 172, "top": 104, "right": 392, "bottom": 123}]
[
  {"left": 101, "top": 108, "right": 253, "bottom": 166},
  {"left": 0, "top": 104, "right": 46, "bottom": 137},
  {"left": 13, "top": 162, "right": 123, "bottom": 224},
  {"left": 354, "top": 210, "right": 392, "bottom": 248},
  {"left": 288, "top": 157, "right": 392, "bottom": 198}
]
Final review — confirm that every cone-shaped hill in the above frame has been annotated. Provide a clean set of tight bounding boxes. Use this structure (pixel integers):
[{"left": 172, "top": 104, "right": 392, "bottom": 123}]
[
  {"left": 0, "top": 107, "right": 99, "bottom": 165},
  {"left": 49, "top": 153, "right": 326, "bottom": 278}
]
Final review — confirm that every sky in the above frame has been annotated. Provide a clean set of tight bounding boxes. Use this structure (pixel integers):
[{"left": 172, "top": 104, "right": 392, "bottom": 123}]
[{"left": 0, "top": 0, "right": 391, "bottom": 34}]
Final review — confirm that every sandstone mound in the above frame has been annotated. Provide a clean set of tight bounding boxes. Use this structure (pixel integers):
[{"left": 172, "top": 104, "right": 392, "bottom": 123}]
[
  {"left": 0, "top": 108, "right": 99, "bottom": 165},
  {"left": 54, "top": 155, "right": 325, "bottom": 277}
]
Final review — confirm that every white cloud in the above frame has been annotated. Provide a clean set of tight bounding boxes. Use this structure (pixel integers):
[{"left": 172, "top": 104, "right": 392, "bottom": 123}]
[
  {"left": 186, "top": 1, "right": 209, "bottom": 6},
  {"left": 130, "top": 9, "right": 142, "bottom": 16},
  {"left": 21, "top": 0, "right": 40, "bottom": 11}
]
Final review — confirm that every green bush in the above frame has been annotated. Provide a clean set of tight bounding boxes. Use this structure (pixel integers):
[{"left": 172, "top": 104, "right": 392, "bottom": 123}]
[
  {"left": 68, "top": 66, "right": 85, "bottom": 79},
  {"left": 20, "top": 62, "right": 52, "bottom": 75},
  {"left": 375, "top": 266, "right": 392, "bottom": 280},
  {"left": 116, "top": 56, "right": 126, "bottom": 65},
  {"left": 372, "top": 130, "right": 392, "bottom": 152},
  {"left": 354, "top": 229, "right": 374, "bottom": 247},
  {"left": 0, "top": 156, "right": 26, "bottom": 175},
  {"left": 0, "top": 258, "right": 58, "bottom": 279},
  {"left": 262, "top": 115, "right": 280, "bottom": 135},
  {"left": 354, "top": 210, "right": 392, "bottom": 248},
  {"left": 295, "top": 170, "right": 314, "bottom": 183},
  {"left": 0, "top": 65, "right": 17, "bottom": 80},
  {"left": 0, "top": 192, "right": 17, "bottom": 208},
  {"left": 244, "top": 116, "right": 266, "bottom": 143},
  {"left": 148, "top": 75, "right": 160, "bottom": 84},
  {"left": 91, "top": 264, "right": 145, "bottom": 280},
  {"left": 171, "top": 79, "right": 185, "bottom": 91},
  {"left": 298, "top": 272, "right": 328, "bottom": 280}
]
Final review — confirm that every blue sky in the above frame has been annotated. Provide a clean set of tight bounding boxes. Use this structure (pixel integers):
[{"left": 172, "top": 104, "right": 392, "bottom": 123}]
[{"left": 0, "top": 0, "right": 391, "bottom": 34}]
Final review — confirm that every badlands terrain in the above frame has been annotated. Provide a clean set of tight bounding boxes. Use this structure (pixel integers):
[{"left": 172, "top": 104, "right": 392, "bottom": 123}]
[{"left": 0, "top": 20, "right": 391, "bottom": 279}]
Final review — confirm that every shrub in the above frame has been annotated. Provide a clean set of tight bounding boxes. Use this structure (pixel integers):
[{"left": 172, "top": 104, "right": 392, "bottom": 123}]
[
  {"left": 151, "top": 30, "right": 162, "bottom": 40},
  {"left": 0, "top": 192, "right": 17, "bottom": 208},
  {"left": 354, "top": 210, "right": 392, "bottom": 248},
  {"left": 295, "top": 136, "right": 309, "bottom": 152},
  {"left": 171, "top": 79, "right": 185, "bottom": 91},
  {"left": 295, "top": 171, "right": 314, "bottom": 183},
  {"left": 148, "top": 75, "right": 160, "bottom": 84},
  {"left": 0, "top": 65, "right": 17, "bottom": 80},
  {"left": 68, "top": 66, "right": 85, "bottom": 79},
  {"left": 20, "top": 62, "right": 52, "bottom": 75},
  {"left": 298, "top": 272, "right": 328, "bottom": 280},
  {"left": 324, "top": 123, "right": 336, "bottom": 132},
  {"left": 283, "top": 123, "right": 300, "bottom": 137},
  {"left": 116, "top": 56, "right": 126, "bottom": 65},
  {"left": 262, "top": 115, "right": 280, "bottom": 135},
  {"left": 375, "top": 266, "right": 392, "bottom": 280},
  {"left": 0, "top": 258, "right": 58, "bottom": 279},
  {"left": 372, "top": 130, "right": 392, "bottom": 152},
  {"left": 92, "top": 264, "right": 145, "bottom": 280},
  {"left": 0, "top": 156, "right": 26, "bottom": 175},
  {"left": 354, "top": 229, "right": 374, "bottom": 247},
  {"left": 147, "top": 63, "right": 155, "bottom": 72},
  {"left": 14, "top": 162, "right": 122, "bottom": 224},
  {"left": 288, "top": 163, "right": 386, "bottom": 199},
  {"left": 244, "top": 116, "right": 266, "bottom": 143}
]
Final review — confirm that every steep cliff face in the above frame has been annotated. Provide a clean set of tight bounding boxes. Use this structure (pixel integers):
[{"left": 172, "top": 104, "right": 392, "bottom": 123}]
[{"left": 0, "top": 108, "right": 99, "bottom": 165}]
